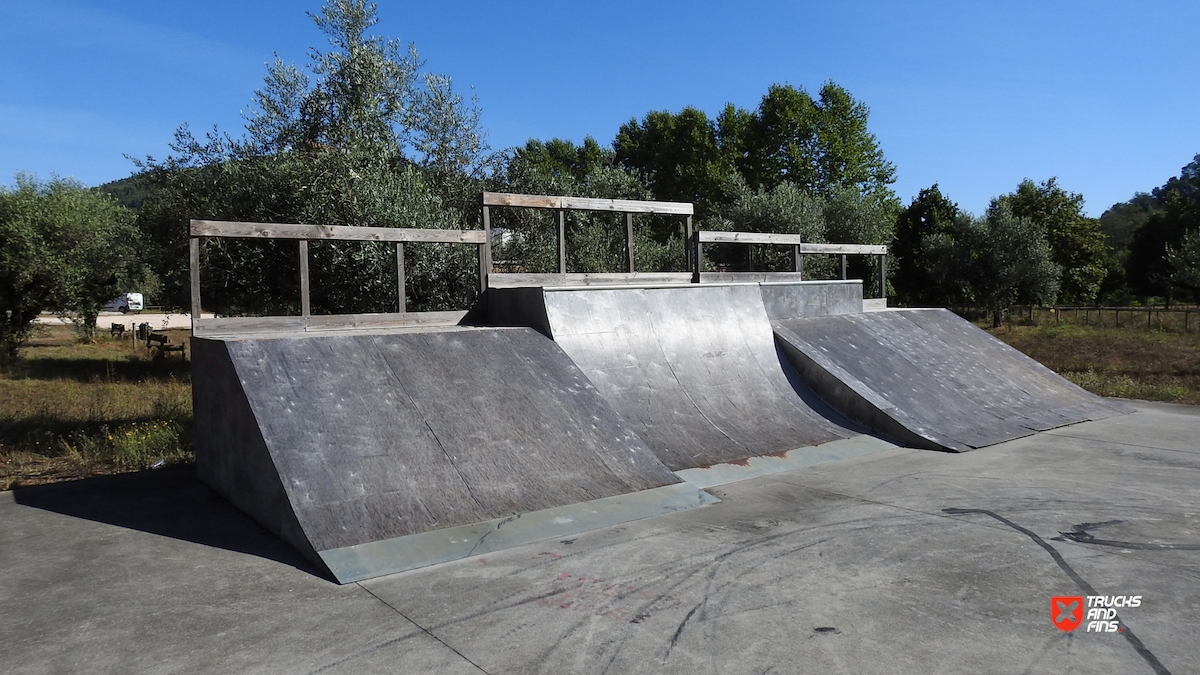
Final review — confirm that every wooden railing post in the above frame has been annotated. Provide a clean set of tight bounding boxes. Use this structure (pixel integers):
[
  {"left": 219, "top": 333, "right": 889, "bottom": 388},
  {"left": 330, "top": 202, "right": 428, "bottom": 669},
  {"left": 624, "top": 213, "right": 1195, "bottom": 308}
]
[
  {"left": 299, "top": 240, "right": 310, "bottom": 318},
  {"left": 878, "top": 254, "right": 887, "bottom": 299},
  {"left": 684, "top": 215, "right": 693, "bottom": 272},
  {"left": 692, "top": 232, "right": 703, "bottom": 284},
  {"left": 556, "top": 209, "right": 566, "bottom": 274},
  {"left": 189, "top": 237, "right": 201, "bottom": 319},
  {"left": 396, "top": 242, "right": 406, "bottom": 313},
  {"left": 625, "top": 212, "right": 635, "bottom": 273},
  {"left": 480, "top": 204, "right": 492, "bottom": 296}
]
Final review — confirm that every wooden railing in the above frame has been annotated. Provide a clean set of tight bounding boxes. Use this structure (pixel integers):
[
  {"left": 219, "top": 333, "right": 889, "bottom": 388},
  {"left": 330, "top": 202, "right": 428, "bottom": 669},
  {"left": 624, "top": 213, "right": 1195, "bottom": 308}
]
[
  {"left": 481, "top": 192, "right": 694, "bottom": 276},
  {"left": 189, "top": 219, "right": 488, "bottom": 334},
  {"left": 693, "top": 231, "right": 888, "bottom": 295}
]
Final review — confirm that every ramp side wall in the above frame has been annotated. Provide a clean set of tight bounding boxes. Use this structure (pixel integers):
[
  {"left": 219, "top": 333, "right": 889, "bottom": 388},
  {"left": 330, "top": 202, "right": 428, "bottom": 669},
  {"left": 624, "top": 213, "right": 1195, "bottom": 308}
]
[
  {"left": 759, "top": 281, "right": 864, "bottom": 321},
  {"left": 192, "top": 328, "right": 697, "bottom": 581},
  {"left": 191, "top": 337, "right": 326, "bottom": 573}
]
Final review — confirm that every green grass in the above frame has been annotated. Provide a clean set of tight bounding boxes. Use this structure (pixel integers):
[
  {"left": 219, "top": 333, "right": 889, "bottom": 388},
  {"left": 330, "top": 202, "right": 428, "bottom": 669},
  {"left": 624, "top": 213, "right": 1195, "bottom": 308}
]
[{"left": 0, "top": 325, "right": 193, "bottom": 490}]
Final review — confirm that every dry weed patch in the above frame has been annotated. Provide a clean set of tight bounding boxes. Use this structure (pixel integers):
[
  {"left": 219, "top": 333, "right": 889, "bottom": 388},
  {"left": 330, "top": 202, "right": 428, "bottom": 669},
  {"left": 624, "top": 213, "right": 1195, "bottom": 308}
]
[
  {"left": 1, "top": 325, "right": 192, "bottom": 490},
  {"left": 989, "top": 323, "right": 1200, "bottom": 404}
]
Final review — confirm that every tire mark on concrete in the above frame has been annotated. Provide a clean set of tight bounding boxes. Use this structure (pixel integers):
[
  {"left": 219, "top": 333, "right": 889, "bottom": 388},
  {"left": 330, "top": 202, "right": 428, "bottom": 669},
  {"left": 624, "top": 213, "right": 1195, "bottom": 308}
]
[{"left": 943, "top": 507, "right": 1171, "bottom": 675}]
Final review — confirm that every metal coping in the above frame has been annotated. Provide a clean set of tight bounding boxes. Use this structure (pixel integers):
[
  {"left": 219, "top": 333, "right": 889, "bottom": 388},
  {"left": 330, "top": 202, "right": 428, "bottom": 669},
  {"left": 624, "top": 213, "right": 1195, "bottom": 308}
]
[{"left": 539, "top": 279, "right": 865, "bottom": 293}]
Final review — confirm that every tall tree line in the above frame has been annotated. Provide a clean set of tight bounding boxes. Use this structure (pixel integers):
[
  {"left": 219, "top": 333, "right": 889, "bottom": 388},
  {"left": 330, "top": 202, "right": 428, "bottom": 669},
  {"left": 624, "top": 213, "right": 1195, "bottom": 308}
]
[{"left": 10, "top": 0, "right": 1193, "bottom": 339}]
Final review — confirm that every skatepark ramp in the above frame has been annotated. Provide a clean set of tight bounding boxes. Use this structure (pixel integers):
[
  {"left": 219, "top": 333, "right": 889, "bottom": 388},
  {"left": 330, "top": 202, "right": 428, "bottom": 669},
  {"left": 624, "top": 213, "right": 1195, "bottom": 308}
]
[
  {"left": 188, "top": 218, "right": 716, "bottom": 583},
  {"left": 772, "top": 308, "right": 1132, "bottom": 452},
  {"left": 192, "top": 327, "right": 713, "bottom": 583},
  {"left": 489, "top": 282, "right": 895, "bottom": 483},
  {"left": 188, "top": 202, "right": 1132, "bottom": 584}
]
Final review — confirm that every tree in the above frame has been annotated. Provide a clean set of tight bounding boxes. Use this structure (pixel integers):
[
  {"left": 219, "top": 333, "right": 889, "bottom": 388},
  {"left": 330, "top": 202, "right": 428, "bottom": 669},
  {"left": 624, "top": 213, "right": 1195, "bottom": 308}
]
[
  {"left": 925, "top": 202, "right": 1060, "bottom": 327},
  {"left": 893, "top": 184, "right": 959, "bottom": 306},
  {"left": 1166, "top": 229, "right": 1200, "bottom": 304},
  {"left": 743, "top": 82, "right": 895, "bottom": 200},
  {"left": 702, "top": 178, "right": 829, "bottom": 274},
  {"left": 998, "top": 178, "right": 1107, "bottom": 304},
  {"left": 614, "top": 106, "right": 732, "bottom": 214},
  {"left": 135, "top": 0, "right": 490, "bottom": 314},
  {"left": 1099, "top": 192, "right": 1158, "bottom": 251},
  {"left": 512, "top": 137, "right": 609, "bottom": 184},
  {"left": 494, "top": 138, "right": 686, "bottom": 274},
  {"left": 0, "top": 174, "right": 145, "bottom": 358},
  {"left": 245, "top": 0, "right": 419, "bottom": 157},
  {"left": 1125, "top": 154, "right": 1200, "bottom": 300}
]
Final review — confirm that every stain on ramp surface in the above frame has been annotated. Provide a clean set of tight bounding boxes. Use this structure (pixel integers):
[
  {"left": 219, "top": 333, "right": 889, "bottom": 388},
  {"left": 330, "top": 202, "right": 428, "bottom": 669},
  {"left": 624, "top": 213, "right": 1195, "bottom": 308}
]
[
  {"left": 530, "top": 284, "right": 862, "bottom": 471},
  {"left": 773, "top": 309, "right": 1131, "bottom": 452},
  {"left": 192, "top": 327, "right": 709, "bottom": 583}
]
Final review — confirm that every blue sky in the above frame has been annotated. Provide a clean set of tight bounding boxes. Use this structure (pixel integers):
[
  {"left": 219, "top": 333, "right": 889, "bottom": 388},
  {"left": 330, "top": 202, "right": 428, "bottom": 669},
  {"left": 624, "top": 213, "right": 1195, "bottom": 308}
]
[{"left": 2, "top": 0, "right": 1197, "bottom": 217}]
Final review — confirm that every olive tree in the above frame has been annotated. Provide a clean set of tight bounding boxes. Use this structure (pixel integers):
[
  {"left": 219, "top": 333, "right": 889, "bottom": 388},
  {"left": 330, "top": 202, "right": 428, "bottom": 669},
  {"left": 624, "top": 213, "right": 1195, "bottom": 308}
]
[
  {"left": 0, "top": 174, "right": 145, "bottom": 358},
  {"left": 925, "top": 202, "right": 1060, "bottom": 327},
  {"left": 135, "top": 0, "right": 492, "bottom": 314}
]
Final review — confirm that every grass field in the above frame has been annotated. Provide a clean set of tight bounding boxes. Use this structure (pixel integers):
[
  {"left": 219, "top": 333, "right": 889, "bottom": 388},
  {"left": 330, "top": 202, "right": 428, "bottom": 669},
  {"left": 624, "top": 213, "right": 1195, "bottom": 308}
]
[
  {"left": 0, "top": 325, "right": 192, "bottom": 490},
  {"left": 988, "top": 321, "right": 1200, "bottom": 404},
  {"left": 2, "top": 315, "right": 1197, "bottom": 490}
]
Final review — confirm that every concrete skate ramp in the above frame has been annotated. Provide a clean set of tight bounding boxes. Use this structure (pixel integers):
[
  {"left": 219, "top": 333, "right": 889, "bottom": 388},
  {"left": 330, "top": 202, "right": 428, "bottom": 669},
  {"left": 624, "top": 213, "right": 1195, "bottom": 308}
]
[
  {"left": 192, "top": 327, "right": 711, "bottom": 583},
  {"left": 773, "top": 309, "right": 1132, "bottom": 452},
  {"left": 493, "top": 284, "right": 865, "bottom": 472}
]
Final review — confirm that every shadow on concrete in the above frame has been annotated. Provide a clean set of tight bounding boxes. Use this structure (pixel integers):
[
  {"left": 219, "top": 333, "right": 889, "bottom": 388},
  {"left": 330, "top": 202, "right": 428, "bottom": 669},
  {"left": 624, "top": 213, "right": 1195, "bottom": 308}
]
[{"left": 11, "top": 468, "right": 327, "bottom": 580}]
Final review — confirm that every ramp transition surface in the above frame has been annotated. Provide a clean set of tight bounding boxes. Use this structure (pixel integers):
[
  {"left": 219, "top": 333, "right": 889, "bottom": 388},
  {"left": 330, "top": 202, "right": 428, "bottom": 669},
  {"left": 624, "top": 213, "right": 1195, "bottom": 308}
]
[
  {"left": 192, "top": 327, "right": 711, "bottom": 583},
  {"left": 501, "top": 284, "right": 866, "bottom": 471},
  {"left": 773, "top": 309, "right": 1131, "bottom": 451}
]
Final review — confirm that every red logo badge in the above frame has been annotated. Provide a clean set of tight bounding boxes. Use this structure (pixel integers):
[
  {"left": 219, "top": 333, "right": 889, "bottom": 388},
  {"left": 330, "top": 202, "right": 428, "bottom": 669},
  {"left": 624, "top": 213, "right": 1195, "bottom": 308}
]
[{"left": 1052, "top": 596, "right": 1084, "bottom": 631}]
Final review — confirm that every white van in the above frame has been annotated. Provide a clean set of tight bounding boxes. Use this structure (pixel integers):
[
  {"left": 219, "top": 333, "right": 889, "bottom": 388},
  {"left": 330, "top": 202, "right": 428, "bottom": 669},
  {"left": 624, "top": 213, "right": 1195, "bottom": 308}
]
[{"left": 103, "top": 292, "right": 144, "bottom": 313}]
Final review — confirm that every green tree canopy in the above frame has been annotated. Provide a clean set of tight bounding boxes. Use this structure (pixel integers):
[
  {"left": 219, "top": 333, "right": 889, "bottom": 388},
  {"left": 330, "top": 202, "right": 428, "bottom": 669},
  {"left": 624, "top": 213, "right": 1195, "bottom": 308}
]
[
  {"left": 924, "top": 201, "right": 1060, "bottom": 327},
  {"left": 742, "top": 82, "right": 896, "bottom": 199},
  {"left": 0, "top": 174, "right": 146, "bottom": 357},
  {"left": 1166, "top": 228, "right": 1200, "bottom": 304},
  {"left": 1125, "top": 154, "right": 1200, "bottom": 299},
  {"left": 614, "top": 106, "right": 732, "bottom": 214},
  {"left": 135, "top": 0, "right": 489, "bottom": 314},
  {"left": 495, "top": 138, "right": 685, "bottom": 274},
  {"left": 997, "top": 178, "right": 1108, "bottom": 304},
  {"left": 612, "top": 82, "right": 896, "bottom": 219},
  {"left": 893, "top": 184, "right": 959, "bottom": 306}
]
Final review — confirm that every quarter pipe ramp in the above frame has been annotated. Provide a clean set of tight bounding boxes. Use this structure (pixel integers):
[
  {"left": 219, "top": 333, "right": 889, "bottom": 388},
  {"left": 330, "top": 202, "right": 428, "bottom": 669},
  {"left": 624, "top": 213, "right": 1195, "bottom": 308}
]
[
  {"left": 490, "top": 284, "right": 884, "bottom": 474},
  {"left": 773, "top": 308, "right": 1131, "bottom": 451}
]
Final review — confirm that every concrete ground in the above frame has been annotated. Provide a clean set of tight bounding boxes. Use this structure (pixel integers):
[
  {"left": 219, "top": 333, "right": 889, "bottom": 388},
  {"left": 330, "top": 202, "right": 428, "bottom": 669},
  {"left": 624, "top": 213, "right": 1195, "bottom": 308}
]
[{"left": 2, "top": 401, "right": 1197, "bottom": 674}]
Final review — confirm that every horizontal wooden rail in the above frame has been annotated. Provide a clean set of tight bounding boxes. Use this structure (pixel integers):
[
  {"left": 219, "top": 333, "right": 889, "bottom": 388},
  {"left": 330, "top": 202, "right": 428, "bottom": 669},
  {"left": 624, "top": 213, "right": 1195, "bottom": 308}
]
[
  {"left": 482, "top": 192, "right": 694, "bottom": 274},
  {"left": 482, "top": 192, "right": 694, "bottom": 215},
  {"left": 488, "top": 272, "right": 694, "bottom": 289},
  {"left": 693, "top": 230, "right": 888, "bottom": 299},
  {"left": 696, "top": 231, "right": 887, "bottom": 254},
  {"left": 192, "top": 311, "right": 470, "bottom": 336},
  {"left": 190, "top": 220, "right": 487, "bottom": 244},
  {"left": 189, "top": 219, "right": 489, "bottom": 332}
]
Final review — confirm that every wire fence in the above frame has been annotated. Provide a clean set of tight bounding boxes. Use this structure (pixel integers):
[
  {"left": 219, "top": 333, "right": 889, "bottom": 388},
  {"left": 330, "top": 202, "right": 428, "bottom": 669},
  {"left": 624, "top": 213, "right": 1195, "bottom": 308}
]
[{"left": 946, "top": 305, "right": 1200, "bottom": 331}]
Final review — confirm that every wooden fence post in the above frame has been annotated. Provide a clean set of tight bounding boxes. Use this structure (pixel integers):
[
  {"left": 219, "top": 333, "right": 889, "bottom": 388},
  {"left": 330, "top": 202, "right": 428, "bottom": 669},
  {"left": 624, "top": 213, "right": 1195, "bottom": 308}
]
[
  {"left": 625, "top": 212, "right": 635, "bottom": 273},
  {"left": 299, "top": 240, "right": 310, "bottom": 318},
  {"left": 396, "top": 242, "right": 406, "bottom": 313},
  {"left": 556, "top": 209, "right": 566, "bottom": 274},
  {"left": 189, "top": 237, "right": 201, "bottom": 320}
]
